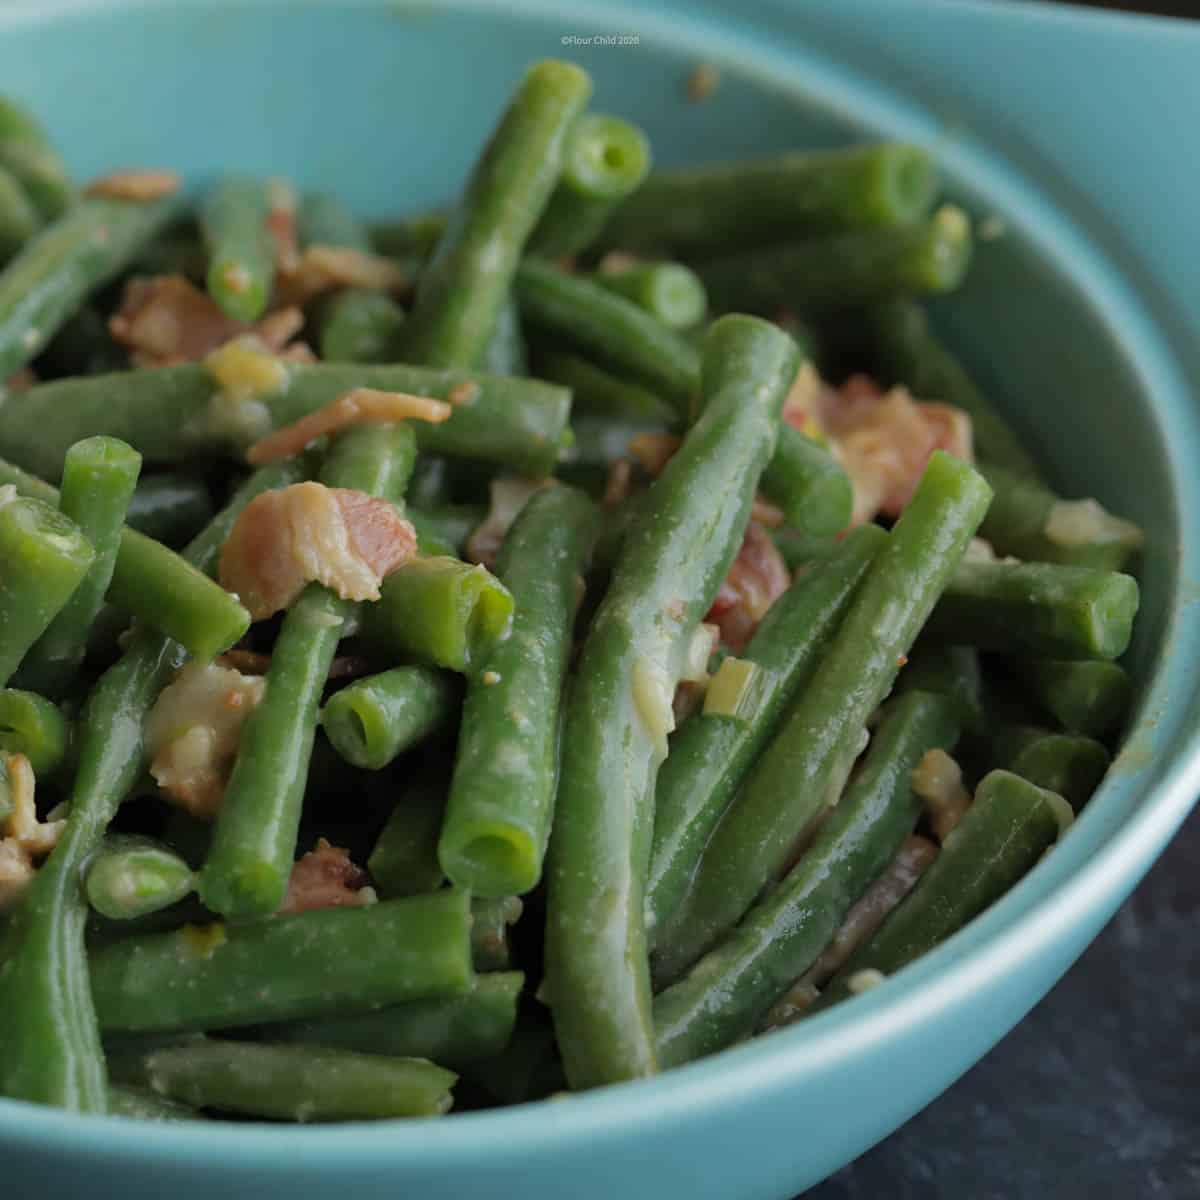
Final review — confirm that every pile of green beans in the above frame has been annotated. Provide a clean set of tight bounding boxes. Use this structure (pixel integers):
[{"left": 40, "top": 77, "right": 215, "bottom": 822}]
[{"left": 0, "top": 59, "right": 1144, "bottom": 1125}]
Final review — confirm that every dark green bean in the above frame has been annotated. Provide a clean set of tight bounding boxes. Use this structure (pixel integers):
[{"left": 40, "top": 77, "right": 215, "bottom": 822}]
[
  {"left": 317, "top": 288, "right": 406, "bottom": 364},
  {"left": 1007, "top": 734, "right": 1110, "bottom": 811},
  {"left": 124, "top": 474, "right": 213, "bottom": 547},
  {"left": 1010, "top": 657, "right": 1130, "bottom": 739},
  {"left": 535, "top": 350, "right": 675, "bottom": 423},
  {"left": 368, "top": 773, "right": 448, "bottom": 899},
  {"left": 896, "top": 643, "right": 984, "bottom": 731},
  {"left": 406, "top": 503, "right": 487, "bottom": 557},
  {"left": 760, "top": 423, "right": 853, "bottom": 535}
]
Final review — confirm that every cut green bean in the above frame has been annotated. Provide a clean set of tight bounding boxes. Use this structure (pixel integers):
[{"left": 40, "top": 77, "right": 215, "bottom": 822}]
[
  {"left": 596, "top": 143, "right": 937, "bottom": 256},
  {"left": 0, "top": 489, "right": 95, "bottom": 687},
  {"left": 0, "top": 193, "right": 176, "bottom": 379},
  {"left": 1010, "top": 658, "right": 1130, "bottom": 739},
  {"left": 760, "top": 423, "right": 853, "bottom": 535},
  {"left": 85, "top": 836, "right": 195, "bottom": 922},
  {"left": 655, "top": 691, "right": 960, "bottom": 1066},
  {"left": 106, "top": 1084, "right": 200, "bottom": 1123},
  {"left": 463, "top": 1028, "right": 565, "bottom": 1105},
  {"left": 124, "top": 474, "right": 213, "bottom": 547},
  {"left": 927, "top": 559, "right": 1139, "bottom": 661},
  {"left": 266, "top": 971, "right": 523, "bottom": 1069},
  {"left": 298, "top": 191, "right": 371, "bottom": 253},
  {"left": 528, "top": 113, "right": 651, "bottom": 258},
  {"left": 647, "top": 524, "right": 886, "bottom": 940},
  {"left": 200, "top": 177, "right": 274, "bottom": 322},
  {"left": 0, "top": 754, "right": 12, "bottom": 826},
  {"left": 318, "top": 288, "right": 406, "bottom": 364},
  {"left": 322, "top": 666, "right": 459, "bottom": 771},
  {"left": 440, "top": 486, "right": 596, "bottom": 897},
  {"left": 123, "top": 1040, "right": 457, "bottom": 1121},
  {"left": 199, "top": 425, "right": 416, "bottom": 919},
  {"left": 471, "top": 895, "right": 523, "bottom": 972},
  {"left": 369, "top": 211, "right": 447, "bottom": 259},
  {"left": 91, "top": 889, "right": 473, "bottom": 1034},
  {"left": 862, "top": 300, "right": 1042, "bottom": 480},
  {"left": 697, "top": 206, "right": 972, "bottom": 316},
  {"left": 896, "top": 643, "right": 984, "bottom": 731},
  {"left": 0, "top": 96, "right": 72, "bottom": 221},
  {"left": 811, "top": 770, "right": 1062, "bottom": 1011},
  {"left": 367, "top": 776, "right": 447, "bottom": 899},
  {"left": 360, "top": 556, "right": 514, "bottom": 677},
  {"left": 403, "top": 60, "right": 591, "bottom": 366},
  {"left": 979, "top": 463, "right": 1143, "bottom": 571},
  {"left": 535, "top": 350, "right": 676, "bottom": 423},
  {"left": 545, "top": 315, "right": 798, "bottom": 1089},
  {"left": 18, "top": 436, "right": 141, "bottom": 697},
  {"left": 478, "top": 295, "right": 528, "bottom": 376},
  {"left": 407, "top": 503, "right": 486, "bottom": 557},
  {"left": 593, "top": 261, "right": 705, "bottom": 330},
  {"left": 0, "top": 164, "right": 42, "bottom": 263},
  {"left": 0, "top": 688, "right": 70, "bottom": 776},
  {"left": 0, "top": 361, "right": 572, "bottom": 481},
  {"left": 654, "top": 451, "right": 992, "bottom": 987},
  {"left": 1007, "top": 734, "right": 1110, "bottom": 811}
]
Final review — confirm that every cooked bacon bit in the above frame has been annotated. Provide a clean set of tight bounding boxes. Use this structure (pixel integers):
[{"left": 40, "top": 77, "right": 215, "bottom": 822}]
[
  {"left": 219, "top": 481, "right": 417, "bottom": 620},
  {"left": 481, "top": 670, "right": 501, "bottom": 686},
  {"left": 85, "top": 169, "right": 182, "bottom": 202},
  {"left": 596, "top": 251, "right": 642, "bottom": 275},
  {"left": 110, "top": 275, "right": 305, "bottom": 367},
  {"left": 278, "top": 838, "right": 371, "bottom": 915},
  {"left": 0, "top": 754, "right": 64, "bottom": 910},
  {"left": 276, "top": 244, "right": 408, "bottom": 307},
  {"left": 4, "top": 367, "right": 36, "bottom": 393},
  {"left": 705, "top": 522, "right": 790, "bottom": 652},
  {"left": 266, "top": 178, "right": 300, "bottom": 273},
  {"left": 602, "top": 458, "right": 633, "bottom": 508},
  {"left": 145, "top": 661, "right": 266, "bottom": 819},
  {"left": 466, "top": 476, "right": 552, "bottom": 569},
  {"left": 245, "top": 387, "right": 451, "bottom": 466},
  {"left": 627, "top": 432, "right": 681, "bottom": 477},
  {"left": 447, "top": 381, "right": 480, "bottom": 407},
  {"left": 817, "top": 374, "right": 974, "bottom": 524},
  {"left": 750, "top": 496, "right": 785, "bottom": 528},
  {"left": 912, "top": 749, "right": 973, "bottom": 842}
]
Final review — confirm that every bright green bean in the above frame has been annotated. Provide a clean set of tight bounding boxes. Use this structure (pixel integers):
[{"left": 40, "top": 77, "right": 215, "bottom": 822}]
[
  {"left": 760, "top": 423, "right": 853, "bottom": 535},
  {"left": 85, "top": 836, "right": 196, "bottom": 922},
  {"left": 200, "top": 177, "right": 274, "bottom": 321},
  {"left": 0, "top": 688, "right": 70, "bottom": 776},
  {"left": 592, "top": 261, "right": 705, "bottom": 330}
]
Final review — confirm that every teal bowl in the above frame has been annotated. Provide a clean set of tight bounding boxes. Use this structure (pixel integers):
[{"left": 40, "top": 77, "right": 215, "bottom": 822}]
[{"left": 3, "top": 2, "right": 1199, "bottom": 1196}]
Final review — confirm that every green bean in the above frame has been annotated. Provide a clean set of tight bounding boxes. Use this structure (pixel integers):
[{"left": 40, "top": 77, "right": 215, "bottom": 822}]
[
  {"left": 91, "top": 889, "right": 472, "bottom": 1035},
  {"left": 1010, "top": 657, "right": 1130, "bottom": 739},
  {"left": 124, "top": 474, "right": 213, "bottom": 547},
  {"left": 463, "top": 1027, "right": 565, "bottom": 1105},
  {"left": 653, "top": 451, "right": 992, "bottom": 987},
  {"left": 896, "top": 643, "right": 984, "bottom": 731},
  {"left": 199, "top": 425, "right": 415, "bottom": 919},
  {"left": 655, "top": 691, "right": 960, "bottom": 1066},
  {"left": 545, "top": 315, "right": 798, "bottom": 1088},
  {"left": 1007, "top": 734, "right": 1110, "bottom": 811},
  {"left": 0, "top": 490, "right": 95, "bottom": 687},
  {"left": 440, "top": 487, "right": 595, "bottom": 896},
  {"left": 367, "top": 773, "right": 448, "bottom": 899},
  {"left": 471, "top": 895, "right": 523, "bottom": 972},
  {"left": 0, "top": 361, "right": 572, "bottom": 481},
  {"left": 18, "top": 436, "right": 141, "bottom": 696},
  {"left": 811, "top": 770, "right": 1062, "bottom": 1012},
  {"left": 0, "top": 97, "right": 72, "bottom": 221},
  {"left": 318, "top": 288, "right": 406, "bottom": 364},
  {"left": 0, "top": 453, "right": 251, "bottom": 660},
  {"left": 360, "top": 555, "right": 515, "bottom": 676},
  {"left": 200, "top": 177, "right": 274, "bottom": 321},
  {"left": 527, "top": 113, "right": 651, "bottom": 259},
  {"left": 407, "top": 456, "right": 453, "bottom": 508},
  {"left": 478, "top": 295, "right": 529, "bottom": 376},
  {"left": 106, "top": 1084, "right": 200, "bottom": 1122},
  {"left": 265, "top": 971, "right": 523, "bottom": 1069},
  {"left": 0, "top": 688, "right": 70, "bottom": 776},
  {"left": 369, "top": 211, "right": 447, "bottom": 259},
  {"left": 120, "top": 1040, "right": 457, "bottom": 1121},
  {"left": 0, "top": 164, "right": 42, "bottom": 263},
  {"left": 978, "top": 463, "right": 1143, "bottom": 571},
  {"left": 769, "top": 527, "right": 844, "bottom": 572},
  {"left": 647, "top": 524, "right": 886, "bottom": 940},
  {"left": 926, "top": 559, "right": 1139, "bottom": 661},
  {"left": 760, "top": 424, "right": 853, "bottom": 535},
  {"left": 0, "top": 193, "right": 176, "bottom": 379},
  {"left": 322, "top": 667, "right": 459, "bottom": 771},
  {"left": 861, "top": 300, "right": 1042, "bottom": 480},
  {"left": 0, "top": 754, "right": 12, "bottom": 826},
  {"left": 596, "top": 143, "right": 937, "bottom": 257},
  {"left": 535, "top": 350, "right": 676, "bottom": 423},
  {"left": 85, "top": 836, "right": 195, "bottom": 922},
  {"left": 516, "top": 258, "right": 699, "bottom": 417},
  {"left": 403, "top": 60, "right": 591, "bottom": 366},
  {"left": 407, "top": 503, "right": 486, "bottom": 557},
  {"left": 298, "top": 191, "right": 371, "bottom": 253},
  {"left": 592, "top": 261, "right": 705, "bottom": 330},
  {"left": 696, "top": 206, "right": 972, "bottom": 316},
  {"left": 0, "top": 459, "right": 301, "bottom": 1111}
]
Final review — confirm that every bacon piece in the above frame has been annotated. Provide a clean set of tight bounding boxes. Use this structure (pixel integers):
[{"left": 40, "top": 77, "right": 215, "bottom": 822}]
[
  {"left": 145, "top": 661, "right": 266, "bottom": 819},
  {"left": 627, "top": 432, "right": 681, "bottom": 477},
  {"left": 279, "top": 838, "right": 372, "bottom": 915},
  {"left": 85, "top": 169, "right": 182, "bottom": 201},
  {"left": 219, "top": 481, "right": 418, "bottom": 620},
  {"left": 276, "top": 244, "right": 408, "bottom": 308},
  {"left": 245, "top": 387, "right": 451, "bottom": 466},
  {"left": 705, "top": 521, "right": 790, "bottom": 652},
  {"left": 266, "top": 179, "right": 300, "bottom": 273},
  {"left": 110, "top": 274, "right": 304, "bottom": 366}
]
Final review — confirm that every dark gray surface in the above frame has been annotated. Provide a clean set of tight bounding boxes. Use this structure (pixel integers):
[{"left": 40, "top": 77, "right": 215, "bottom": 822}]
[{"left": 804, "top": 812, "right": 1200, "bottom": 1197}]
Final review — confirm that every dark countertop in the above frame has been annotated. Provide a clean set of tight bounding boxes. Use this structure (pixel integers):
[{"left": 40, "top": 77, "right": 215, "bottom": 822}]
[{"left": 804, "top": 809, "right": 1200, "bottom": 1198}]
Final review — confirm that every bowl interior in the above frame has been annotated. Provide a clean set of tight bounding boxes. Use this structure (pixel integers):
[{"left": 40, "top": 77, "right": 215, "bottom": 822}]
[{"left": 2, "top": 2, "right": 1199, "bottom": 1196}]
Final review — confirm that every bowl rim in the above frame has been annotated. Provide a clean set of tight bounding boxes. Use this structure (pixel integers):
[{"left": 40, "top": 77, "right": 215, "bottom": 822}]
[{"left": 3, "top": 0, "right": 1200, "bottom": 1168}]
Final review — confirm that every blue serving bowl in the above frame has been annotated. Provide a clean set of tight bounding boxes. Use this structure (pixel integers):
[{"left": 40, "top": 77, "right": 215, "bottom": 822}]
[{"left": 3, "top": 1, "right": 1199, "bottom": 1196}]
